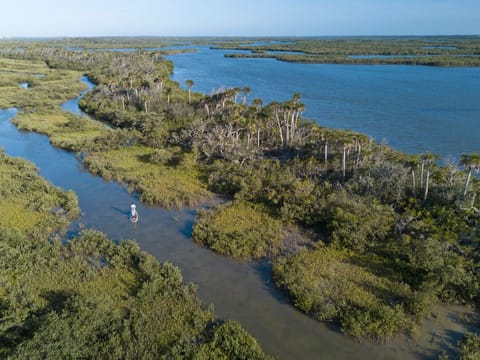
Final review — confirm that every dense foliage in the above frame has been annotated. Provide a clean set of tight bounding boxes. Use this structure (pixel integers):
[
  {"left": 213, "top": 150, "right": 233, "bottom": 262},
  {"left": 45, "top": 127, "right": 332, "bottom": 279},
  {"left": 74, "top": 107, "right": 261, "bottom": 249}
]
[
  {"left": 0, "top": 228, "right": 270, "bottom": 359},
  {"left": 0, "top": 150, "right": 79, "bottom": 237},
  {"left": 193, "top": 201, "right": 284, "bottom": 260},
  {"left": 273, "top": 246, "right": 411, "bottom": 342},
  {"left": 458, "top": 332, "right": 480, "bottom": 360}
]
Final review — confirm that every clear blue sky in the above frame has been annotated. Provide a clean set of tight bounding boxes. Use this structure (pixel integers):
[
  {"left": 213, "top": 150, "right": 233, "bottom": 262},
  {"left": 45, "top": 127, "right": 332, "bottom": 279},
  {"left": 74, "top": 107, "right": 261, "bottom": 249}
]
[{"left": 1, "top": 0, "right": 479, "bottom": 37}]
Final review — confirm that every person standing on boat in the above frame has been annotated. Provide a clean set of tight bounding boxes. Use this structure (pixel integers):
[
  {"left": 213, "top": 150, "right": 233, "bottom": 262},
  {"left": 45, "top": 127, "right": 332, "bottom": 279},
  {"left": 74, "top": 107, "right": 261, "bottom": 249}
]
[{"left": 130, "top": 202, "right": 137, "bottom": 216}]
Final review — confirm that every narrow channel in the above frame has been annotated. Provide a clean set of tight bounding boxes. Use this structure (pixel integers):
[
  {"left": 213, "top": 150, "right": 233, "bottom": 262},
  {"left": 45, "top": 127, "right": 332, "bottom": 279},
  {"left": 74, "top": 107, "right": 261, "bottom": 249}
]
[{"left": 0, "top": 78, "right": 470, "bottom": 359}]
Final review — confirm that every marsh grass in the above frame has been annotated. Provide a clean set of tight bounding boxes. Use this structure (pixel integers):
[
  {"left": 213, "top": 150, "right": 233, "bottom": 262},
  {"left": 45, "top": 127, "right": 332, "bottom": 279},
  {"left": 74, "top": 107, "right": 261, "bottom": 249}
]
[
  {"left": 0, "top": 151, "right": 79, "bottom": 237},
  {"left": 0, "top": 58, "right": 85, "bottom": 110},
  {"left": 13, "top": 110, "right": 106, "bottom": 151}
]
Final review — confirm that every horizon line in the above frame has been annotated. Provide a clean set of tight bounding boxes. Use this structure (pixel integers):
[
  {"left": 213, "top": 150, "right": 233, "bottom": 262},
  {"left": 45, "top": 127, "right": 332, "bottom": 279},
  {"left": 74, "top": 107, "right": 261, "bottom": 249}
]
[{"left": 1, "top": 34, "right": 479, "bottom": 40}]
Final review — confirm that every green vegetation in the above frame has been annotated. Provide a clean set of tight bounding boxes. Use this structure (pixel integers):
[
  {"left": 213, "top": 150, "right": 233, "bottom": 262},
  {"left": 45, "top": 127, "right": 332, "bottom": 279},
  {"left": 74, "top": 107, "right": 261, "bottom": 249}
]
[
  {"left": 0, "top": 228, "right": 270, "bottom": 359},
  {"left": 273, "top": 246, "right": 411, "bottom": 342},
  {"left": 83, "top": 145, "right": 210, "bottom": 207},
  {"left": 193, "top": 201, "right": 284, "bottom": 260},
  {"left": 458, "top": 332, "right": 480, "bottom": 360},
  {"left": 13, "top": 110, "right": 105, "bottom": 151},
  {"left": 0, "top": 150, "right": 79, "bottom": 237},
  {"left": 216, "top": 36, "right": 480, "bottom": 66}
]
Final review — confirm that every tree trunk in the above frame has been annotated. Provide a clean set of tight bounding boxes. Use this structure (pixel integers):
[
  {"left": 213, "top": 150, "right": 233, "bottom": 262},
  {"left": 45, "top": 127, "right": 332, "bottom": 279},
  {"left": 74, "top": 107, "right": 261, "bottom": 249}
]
[
  {"left": 463, "top": 169, "right": 472, "bottom": 198},
  {"left": 275, "top": 113, "right": 284, "bottom": 146},
  {"left": 420, "top": 162, "right": 424, "bottom": 189},
  {"left": 356, "top": 143, "right": 361, "bottom": 167},
  {"left": 423, "top": 166, "right": 430, "bottom": 201},
  {"left": 471, "top": 192, "right": 477, "bottom": 207},
  {"left": 324, "top": 140, "right": 328, "bottom": 163},
  {"left": 411, "top": 169, "right": 416, "bottom": 193},
  {"left": 342, "top": 145, "right": 346, "bottom": 179}
]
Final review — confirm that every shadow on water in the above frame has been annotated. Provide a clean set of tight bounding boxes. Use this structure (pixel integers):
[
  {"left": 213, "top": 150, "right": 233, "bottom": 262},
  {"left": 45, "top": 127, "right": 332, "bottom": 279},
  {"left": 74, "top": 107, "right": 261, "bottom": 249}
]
[{"left": 0, "top": 76, "right": 477, "bottom": 359}]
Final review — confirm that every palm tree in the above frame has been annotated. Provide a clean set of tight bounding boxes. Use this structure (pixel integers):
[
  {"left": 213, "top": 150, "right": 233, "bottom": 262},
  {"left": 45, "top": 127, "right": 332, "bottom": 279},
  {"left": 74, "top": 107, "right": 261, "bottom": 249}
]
[
  {"left": 252, "top": 98, "right": 263, "bottom": 147},
  {"left": 339, "top": 134, "right": 355, "bottom": 180},
  {"left": 165, "top": 87, "right": 172, "bottom": 106},
  {"left": 421, "top": 152, "right": 439, "bottom": 201},
  {"left": 252, "top": 98, "right": 263, "bottom": 111},
  {"left": 270, "top": 101, "right": 284, "bottom": 146},
  {"left": 243, "top": 86, "right": 251, "bottom": 105},
  {"left": 185, "top": 79, "right": 194, "bottom": 104},
  {"left": 460, "top": 152, "right": 480, "bottom": 198},
  {"left": 405, "top": 155, "right": 421, "bottom": 194}
]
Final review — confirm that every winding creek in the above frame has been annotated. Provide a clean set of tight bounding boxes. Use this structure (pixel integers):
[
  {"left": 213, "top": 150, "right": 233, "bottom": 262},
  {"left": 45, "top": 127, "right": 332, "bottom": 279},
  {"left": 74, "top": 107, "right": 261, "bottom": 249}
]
[{"left": 0, "top": 77, "right": 476, "bottom": 359}]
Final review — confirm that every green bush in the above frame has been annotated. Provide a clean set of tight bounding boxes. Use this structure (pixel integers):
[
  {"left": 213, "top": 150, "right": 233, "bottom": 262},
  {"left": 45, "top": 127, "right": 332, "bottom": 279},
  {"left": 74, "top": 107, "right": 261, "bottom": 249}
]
[
  {"left": 193, "top": 201, "right": 284, "bottom": 260},
  {"left": 272, "top": 245, "right": 411, "bottom": 341},
  {"left": 458, "top": 332, "right": 480, "bottom": 360},
  {"left": 322, "top": 191, "right": 397, "bottom": 252}
]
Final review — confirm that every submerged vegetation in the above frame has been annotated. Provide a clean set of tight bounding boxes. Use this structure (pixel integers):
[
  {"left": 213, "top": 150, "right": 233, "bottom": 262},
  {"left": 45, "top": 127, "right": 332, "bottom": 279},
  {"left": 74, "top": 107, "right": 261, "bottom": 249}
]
[{"left": 1, "top": 36, "right": 480, "bottom": 352}]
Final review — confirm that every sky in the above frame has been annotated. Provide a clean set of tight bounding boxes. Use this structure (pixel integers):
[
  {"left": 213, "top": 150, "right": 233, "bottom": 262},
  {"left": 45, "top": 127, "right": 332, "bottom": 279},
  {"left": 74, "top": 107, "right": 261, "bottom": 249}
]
[{"left": 1, "top": 0, "right": 479, "bottom": 37}]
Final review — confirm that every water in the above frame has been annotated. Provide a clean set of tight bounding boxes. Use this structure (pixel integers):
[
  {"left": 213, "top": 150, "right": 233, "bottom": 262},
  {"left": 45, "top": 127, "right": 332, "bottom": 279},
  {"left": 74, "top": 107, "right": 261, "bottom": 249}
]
[
  {"left": 422, "top": 46, "right": 458, "bottom": 50},
  {"left": 166, "top": 45, "right": 480, "bottom": 162},
  {"left": 60, "top": 75, "right": 95, "bottom": 116}
]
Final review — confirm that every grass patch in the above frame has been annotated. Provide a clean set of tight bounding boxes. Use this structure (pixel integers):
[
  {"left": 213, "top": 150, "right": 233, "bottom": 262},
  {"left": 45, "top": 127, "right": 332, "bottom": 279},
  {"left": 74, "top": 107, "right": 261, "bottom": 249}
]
[
  {"left": 0, "top": 58, "right": 85, "bottom": 110},
  {"left": 0, "top": 151, "right": 79, "bottom": 237},
  {"left": 192, "top": 200, "right": 284, "bottom": 261},
  {"left": 13, "top": 110, "right": 106, "bottom": 151}
]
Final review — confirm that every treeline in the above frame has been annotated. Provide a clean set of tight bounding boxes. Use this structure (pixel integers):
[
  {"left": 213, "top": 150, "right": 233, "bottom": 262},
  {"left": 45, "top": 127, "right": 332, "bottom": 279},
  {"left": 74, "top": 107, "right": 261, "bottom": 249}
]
[
  {"left": 225, "top": 52, "right": 480, "bottom": 67},
  {"left": 218, "top": 36, "right": 480, "bottom": 66}
]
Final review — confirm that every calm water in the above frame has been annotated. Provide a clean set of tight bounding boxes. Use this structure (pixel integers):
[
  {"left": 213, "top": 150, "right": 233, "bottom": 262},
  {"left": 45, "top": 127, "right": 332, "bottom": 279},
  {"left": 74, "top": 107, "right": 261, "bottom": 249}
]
[
  {"left": 0, "top": 79, "right": 475, "bottom": 359},
  {"left": 166, "top": 46, "right": 480, "bottom": 162},
  {"left": 60, "top": 75, "right": 94, "bottom": 116}
]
